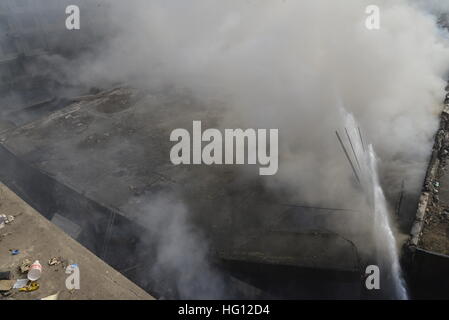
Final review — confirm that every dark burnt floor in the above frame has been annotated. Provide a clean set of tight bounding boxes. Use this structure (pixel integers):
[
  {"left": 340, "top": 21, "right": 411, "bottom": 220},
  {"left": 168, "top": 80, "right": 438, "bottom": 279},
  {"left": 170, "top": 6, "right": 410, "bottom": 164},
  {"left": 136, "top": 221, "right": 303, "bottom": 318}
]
[{"left": 0, "top": 87, "right": 369, "bottom": 298}]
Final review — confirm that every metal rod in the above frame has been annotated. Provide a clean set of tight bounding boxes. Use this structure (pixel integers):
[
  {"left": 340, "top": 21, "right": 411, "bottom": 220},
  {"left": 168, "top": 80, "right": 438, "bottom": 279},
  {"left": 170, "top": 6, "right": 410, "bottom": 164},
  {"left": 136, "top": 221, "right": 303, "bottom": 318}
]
[
  {"left": 395, "top": 180, "right": 405, "bottom": 217},
  {"left": 336, "top": 131, "right": 360, "bottom": 184},
  {"left": 358, "top": 127, "right": 366, "bottom": 152},
  {"left": 345, "top": 127, "right": 361, "bottom": 170}
]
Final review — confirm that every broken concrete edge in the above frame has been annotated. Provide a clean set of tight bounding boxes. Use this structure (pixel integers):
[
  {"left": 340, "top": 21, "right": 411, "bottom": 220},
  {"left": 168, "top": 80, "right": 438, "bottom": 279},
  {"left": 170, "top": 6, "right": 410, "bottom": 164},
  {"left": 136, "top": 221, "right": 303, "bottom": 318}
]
[
  {"left": 409, "top": 192, "right": 430, "bottom": 247},
  {"left": 407, "top": 104, "right": 449, "bottom": 252},
  {"left": 414, "top": 246, "right": 449, "bottom": 259}
]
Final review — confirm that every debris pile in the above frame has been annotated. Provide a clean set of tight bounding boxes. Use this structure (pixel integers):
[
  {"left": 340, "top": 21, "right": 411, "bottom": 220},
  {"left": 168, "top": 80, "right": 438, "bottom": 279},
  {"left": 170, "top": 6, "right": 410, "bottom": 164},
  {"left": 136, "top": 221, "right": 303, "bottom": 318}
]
[
  {"left": 0, "top": 212, "right": 69, "bottom": 300},
  {"left": 0, "top": 213, "right": 20, "bottom": 242},
  {"left": 0, "top": 214, "right": 15, "bottom": 230},
  {"left": 408, "top": 86, "right": 449, "bottom": 255},
  {"left": 0, "top": 257, "right": 68, "bottom": 299},
  {"left": 48, "top": 257, "right": 62, "bottom": 266}
]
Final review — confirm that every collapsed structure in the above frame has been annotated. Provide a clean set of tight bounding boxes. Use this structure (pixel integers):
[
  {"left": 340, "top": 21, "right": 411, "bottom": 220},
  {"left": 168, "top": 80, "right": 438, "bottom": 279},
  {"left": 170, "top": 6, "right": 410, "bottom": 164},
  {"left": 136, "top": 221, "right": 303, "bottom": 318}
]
[
  {"left": 405, "top": 89, "right": 449, "bottom": 299},
  {"left": 402, "top": 15, "right": 449, "bottom": 300},
  {"left": 1, "top": 1, "right": 449, "bottom": 300},
  {"left": 0, "top": 2, "right": 370, "bottom": 300},
  {"left": 0, "top": 86, "right": 366, "bottom": 298}
]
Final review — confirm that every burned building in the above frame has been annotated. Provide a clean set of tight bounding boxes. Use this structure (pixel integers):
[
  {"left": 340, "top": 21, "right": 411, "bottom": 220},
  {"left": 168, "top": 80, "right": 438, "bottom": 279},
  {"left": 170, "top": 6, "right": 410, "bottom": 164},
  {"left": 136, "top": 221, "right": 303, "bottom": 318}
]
[
  {"left": 1, "top": 1, "right": 449, "bottom": 301},
  {"left": 0, "top": 86, "right": 370, "bottom": 299}
]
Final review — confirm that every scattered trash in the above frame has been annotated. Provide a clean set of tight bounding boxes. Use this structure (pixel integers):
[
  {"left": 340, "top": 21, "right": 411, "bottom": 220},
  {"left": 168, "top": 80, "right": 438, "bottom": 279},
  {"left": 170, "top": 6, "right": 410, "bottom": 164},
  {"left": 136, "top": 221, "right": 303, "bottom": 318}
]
[
  {"left": 0, "top": 214, "right": 15, "bottom": 226},
  {"left": 41, "top": 292, "right": 59, "bottom": 300},
  {"left": 0, "top": 271, "right": 11, "bottom": 280},
  {"left": 27, "top": 260, "right": 42, "bottom": 281},
  {"left": 19, "top": 282, "right": 39, "bottom": 292},
  {"left": 5, "top": 215, "right": 14, "bottom": 224},
  {"left": 67, "top": 263, "right": 78, "bottom": 270},
  {"left": 0, "top": 280, "right": 14, "bottom": 292},
  {"left": 10, "top": 249, "right": 20, "bottom": 255},
  {"left": 19, "top": 259, "right": 31, "bottom": 273},
  {"left": 13, "top": 279, "right": 28, "bottom": 289},
  {"left": 48, "top": 257, "right": 62, "bottom": 266}
]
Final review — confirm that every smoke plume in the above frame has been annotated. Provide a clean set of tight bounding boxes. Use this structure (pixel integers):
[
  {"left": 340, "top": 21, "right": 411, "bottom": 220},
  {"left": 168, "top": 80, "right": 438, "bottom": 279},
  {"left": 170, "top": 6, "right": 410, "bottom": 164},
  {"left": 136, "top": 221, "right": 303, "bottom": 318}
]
[
  {"left": 2, "top": 0, "right": 449, "bottom": 298},
  {"left": 70, "top": 0, "right": 449, "bottom": 204}
]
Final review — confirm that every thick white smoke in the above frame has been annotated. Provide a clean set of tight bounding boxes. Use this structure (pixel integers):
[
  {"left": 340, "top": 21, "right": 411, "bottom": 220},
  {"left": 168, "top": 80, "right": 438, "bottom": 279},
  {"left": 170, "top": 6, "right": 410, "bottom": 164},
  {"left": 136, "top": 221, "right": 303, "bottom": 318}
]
[
  {"left": 7, "top": 0, "right": 447, "bottom": 298},
  {"left": 128, "top": 193, "right": 226, "bottom": 299},
  {"left": 72, "top": 0, "right": 449, "bottom": 207}
]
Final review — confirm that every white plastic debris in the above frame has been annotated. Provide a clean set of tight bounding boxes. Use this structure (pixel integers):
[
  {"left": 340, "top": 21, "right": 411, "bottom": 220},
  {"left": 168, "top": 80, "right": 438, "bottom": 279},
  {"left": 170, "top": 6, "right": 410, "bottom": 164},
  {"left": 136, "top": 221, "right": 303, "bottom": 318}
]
[
  {"left": 5, "top": 215, "right": 14, "bottom": 224},
  {"left": 13, "top": 279, "right": 28, "bottom": 289},
  {"left": 41, "top": 292, "right": 59, "bottom": 300},
  {"left": 27, "top": 261, "right": 42, "bottom": 281}
]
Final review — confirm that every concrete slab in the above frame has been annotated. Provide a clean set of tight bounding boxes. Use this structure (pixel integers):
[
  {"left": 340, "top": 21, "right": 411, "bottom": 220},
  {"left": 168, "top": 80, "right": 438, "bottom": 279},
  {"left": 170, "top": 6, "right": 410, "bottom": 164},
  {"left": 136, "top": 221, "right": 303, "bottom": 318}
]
[
  {"left": 0, "top": 182, "right": 154, "bottom": 300},
  {"left": 0, "top": 87, "right": 367, "bottom": 298}
]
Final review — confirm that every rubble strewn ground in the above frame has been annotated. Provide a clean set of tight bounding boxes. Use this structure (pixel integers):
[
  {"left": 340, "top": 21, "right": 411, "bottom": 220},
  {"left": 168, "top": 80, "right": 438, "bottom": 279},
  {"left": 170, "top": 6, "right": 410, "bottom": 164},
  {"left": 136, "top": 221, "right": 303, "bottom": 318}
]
[
  {"left": 0, "top": 182, "right": 154, "bottom": 300},
  {"left": 417, "top": 104, "right": 449, "bottom": 256}
]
